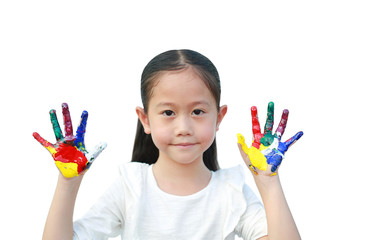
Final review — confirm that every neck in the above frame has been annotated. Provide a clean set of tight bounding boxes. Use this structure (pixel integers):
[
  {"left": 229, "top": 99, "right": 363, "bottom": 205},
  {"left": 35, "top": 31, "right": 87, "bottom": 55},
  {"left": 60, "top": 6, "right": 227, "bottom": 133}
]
[{"left": 152, "top": 155, "right": 212, "bottom": 196}]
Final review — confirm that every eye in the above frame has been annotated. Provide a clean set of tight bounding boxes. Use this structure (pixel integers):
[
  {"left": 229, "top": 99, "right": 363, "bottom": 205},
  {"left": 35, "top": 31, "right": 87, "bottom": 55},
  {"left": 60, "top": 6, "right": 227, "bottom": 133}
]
[
  {"left": 163, "top": 110, "right": 175, "bottom": 117},
  {"left": 192, "top": 109, "right": 205, "bottom": 116}
]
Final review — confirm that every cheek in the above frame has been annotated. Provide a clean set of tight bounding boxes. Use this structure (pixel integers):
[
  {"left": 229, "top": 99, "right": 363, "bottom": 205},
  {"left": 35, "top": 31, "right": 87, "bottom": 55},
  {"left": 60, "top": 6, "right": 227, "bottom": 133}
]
[
  {"left": 197, "top": 120, "right": 217, "bottom": 145},
  {"left": 150, "top": 123, "right": 171, "bottom": 148}
]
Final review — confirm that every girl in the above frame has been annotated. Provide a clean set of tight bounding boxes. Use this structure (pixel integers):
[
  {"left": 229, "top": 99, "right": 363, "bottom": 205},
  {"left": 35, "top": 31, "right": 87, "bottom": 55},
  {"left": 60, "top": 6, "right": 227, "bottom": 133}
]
[{"left": 34, "top": 49, "right": 302, "bottom": 240}]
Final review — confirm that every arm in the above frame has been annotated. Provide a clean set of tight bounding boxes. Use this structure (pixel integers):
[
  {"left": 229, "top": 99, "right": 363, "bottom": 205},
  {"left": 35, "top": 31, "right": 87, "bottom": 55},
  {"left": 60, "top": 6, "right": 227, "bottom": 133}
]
[
  {"left": 237, "top": 102, "right": 302, "bottom": 240},
  {"left": 254, "top": 175, "right": 300, "bottom": 240},
  {"left": 43, "top": 174, "right": 83, "bottom": 240},
  {"left": 33, "top": 103, "right": 106, "bottom": 240}
]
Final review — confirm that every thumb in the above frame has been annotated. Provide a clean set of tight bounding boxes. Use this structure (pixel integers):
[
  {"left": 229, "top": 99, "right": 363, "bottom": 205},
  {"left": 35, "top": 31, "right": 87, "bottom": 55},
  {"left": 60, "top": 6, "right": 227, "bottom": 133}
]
[
  {"left": 237, "top": 133, "right": 250, "bottom": 154},
  {"left": 86, "top": 142, "right": 107, "bottom": 169},
  {"left": 237, "top": 134, "right": 251, "bottom": 166},
  {"left": 33, "top": 132, "right": 57, "bottom": 156}
]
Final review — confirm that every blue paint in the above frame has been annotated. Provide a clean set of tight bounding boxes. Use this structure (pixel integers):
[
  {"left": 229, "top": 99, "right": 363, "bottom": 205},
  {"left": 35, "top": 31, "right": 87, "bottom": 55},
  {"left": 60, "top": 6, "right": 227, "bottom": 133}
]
[
  {"left": 265, "top": 149, "right": 283, "bottom": 172},
  {"left": 75, "top": 111, "right": 88, "bottom": 152},
  {"left": 284, "top": 131, "right": 303, "bottom": 148},
  {"left": 265, "top": 131, "right": 304, "bottom": 172}
]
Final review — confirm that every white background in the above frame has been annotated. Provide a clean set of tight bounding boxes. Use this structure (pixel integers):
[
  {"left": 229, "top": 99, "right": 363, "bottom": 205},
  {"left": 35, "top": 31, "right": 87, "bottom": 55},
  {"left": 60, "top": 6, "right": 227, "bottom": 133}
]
[{"left": 1, "top": 0, "right": 366, "bottom": 239}]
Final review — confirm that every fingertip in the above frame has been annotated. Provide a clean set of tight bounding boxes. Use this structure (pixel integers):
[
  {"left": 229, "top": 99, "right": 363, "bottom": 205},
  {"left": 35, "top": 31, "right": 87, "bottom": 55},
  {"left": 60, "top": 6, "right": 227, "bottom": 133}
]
[
  {"left": 62, "top": 103, "right": 70, "bottom": 114},
  {"left": 62, "top": 103, "right": 69, "bottom": 109},
  {"left": 32, "top": 132, "right": 39, "bottom": 138},
  {"left": 237, "top": 133, "right": 244, "bottom": 143},
  {"left": 81, "top": 110, "right": 88, "bottom": 118},
  {"left": 268, "top": 101, "right": 274, "bottom": 109},
  {"left": 100, "top": 142, "right": 107, "bottom": 150},
  {"left": 296, "top": 131, "right": 304, "bottom": 139},
  {"left": 79, "top": 111, "right": 89, "bottom": 125}
]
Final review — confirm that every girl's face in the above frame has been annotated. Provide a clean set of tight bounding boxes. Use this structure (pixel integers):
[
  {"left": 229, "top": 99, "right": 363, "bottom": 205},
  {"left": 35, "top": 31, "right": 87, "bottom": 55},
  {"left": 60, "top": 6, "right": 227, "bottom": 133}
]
[{"left": 137, "top": 67, "right": 227, "bottom": 167}]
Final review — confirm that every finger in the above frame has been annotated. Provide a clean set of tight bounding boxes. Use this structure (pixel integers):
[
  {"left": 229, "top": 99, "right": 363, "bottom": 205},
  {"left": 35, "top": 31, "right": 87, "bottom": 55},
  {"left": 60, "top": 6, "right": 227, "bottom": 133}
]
[
  {"left": 32, "top": 132, "right": 57, "bottom": 156},
  {"left": 237, "top": 143, "right": 252, "bottom": 166},
  {"left": 75, "top": 111, "right": 88, "bottom": 151},
  {"left": 85, "top": 142, "right": 107, "bottom": 168},
  {"left": 264, "top": 102, "right": 274, "bottom": 134},
  {"left": 237, "top": 133, "right": 250, "bottom": 154},
  {"left": 275, "top": 109, "right": 289, "bottom": 140},
  {"left": 251, "top": 106, "right": 262, "bottom": 148},
  {"left": 62, "top": 103, "right": 75, "bottom": 141},
  {"left": 49, "top": 109, "right": 64, "bottom": 141},
  {"left": 280, "top": 131, "right": 303, "bottom": 153}
]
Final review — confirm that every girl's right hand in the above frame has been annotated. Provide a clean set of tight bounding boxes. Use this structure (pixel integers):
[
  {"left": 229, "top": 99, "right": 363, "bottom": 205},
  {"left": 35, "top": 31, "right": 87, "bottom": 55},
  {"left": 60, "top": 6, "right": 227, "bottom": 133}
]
[{"left": 33, "top": 103, "right": 107, "bottom": 178}]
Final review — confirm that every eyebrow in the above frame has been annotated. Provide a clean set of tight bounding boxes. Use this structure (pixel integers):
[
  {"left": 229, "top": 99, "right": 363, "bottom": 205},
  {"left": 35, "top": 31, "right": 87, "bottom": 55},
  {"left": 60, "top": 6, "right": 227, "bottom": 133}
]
[{"left": 156, "top": 101, "right": 211, "bottom": 108}]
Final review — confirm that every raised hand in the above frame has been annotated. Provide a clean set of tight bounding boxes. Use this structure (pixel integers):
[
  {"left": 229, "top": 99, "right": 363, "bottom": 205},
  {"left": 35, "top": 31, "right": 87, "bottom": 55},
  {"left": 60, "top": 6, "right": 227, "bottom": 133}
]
[
  {"left": 33, "top": 103, "right": 107, "bottom": 178},
  {"left": 237, "top": 102, "right": 303, "bottom": 176}
]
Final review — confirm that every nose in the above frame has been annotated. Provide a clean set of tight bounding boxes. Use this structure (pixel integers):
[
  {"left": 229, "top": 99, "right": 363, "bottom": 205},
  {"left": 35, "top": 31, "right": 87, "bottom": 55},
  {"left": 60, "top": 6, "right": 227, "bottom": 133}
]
[{"left": 175, "top": 115, "right": 193, "bottom": 136}]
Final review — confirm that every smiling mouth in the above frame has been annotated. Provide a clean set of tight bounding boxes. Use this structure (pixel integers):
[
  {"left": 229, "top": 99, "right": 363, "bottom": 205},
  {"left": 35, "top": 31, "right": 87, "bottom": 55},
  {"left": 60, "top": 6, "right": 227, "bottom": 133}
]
[{"left": 172, "top": 143, "right": 197, "bottom": 148}]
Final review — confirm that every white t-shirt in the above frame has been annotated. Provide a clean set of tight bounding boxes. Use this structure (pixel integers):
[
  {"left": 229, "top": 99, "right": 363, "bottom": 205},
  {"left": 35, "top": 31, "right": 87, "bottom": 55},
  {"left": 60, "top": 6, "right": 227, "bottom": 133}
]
[{"left": 73, "top": 162, "right": 267, "bottom": 240}]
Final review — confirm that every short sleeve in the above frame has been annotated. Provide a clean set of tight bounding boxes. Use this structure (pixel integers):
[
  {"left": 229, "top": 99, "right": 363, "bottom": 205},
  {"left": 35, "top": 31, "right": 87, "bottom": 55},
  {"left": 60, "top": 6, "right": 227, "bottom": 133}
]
[
  {"left": 215, "top": 165, "right": 267, "bottom": 239},
  {"left": 73, "top": 177, "right": 125, "bottom": 240},
  {"left": 235, "top": 181, "right": 268, "bottom": 240}
]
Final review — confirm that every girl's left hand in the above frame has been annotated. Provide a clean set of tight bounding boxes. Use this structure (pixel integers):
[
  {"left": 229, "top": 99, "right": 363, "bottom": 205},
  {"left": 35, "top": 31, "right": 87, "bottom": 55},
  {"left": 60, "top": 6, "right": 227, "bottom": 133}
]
[{"left": 237, "top": 102, "right": 303, "bottom": 176}]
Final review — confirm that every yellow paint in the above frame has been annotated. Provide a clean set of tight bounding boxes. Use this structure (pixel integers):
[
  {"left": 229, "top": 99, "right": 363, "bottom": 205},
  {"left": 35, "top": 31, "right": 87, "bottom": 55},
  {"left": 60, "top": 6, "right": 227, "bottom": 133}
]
[
  {"left": 259, "top": 144, "right": 269, "bottom": 152},
  {"left": 247, "top": 147, "right": 268, "bottom": 171},
  {"left": 249, "top": 165, "right": 258, "bottom": 175},
  {"left": 55, "top": 161, "right": 79, "bottom": 178},
  {"left": 46, "top": 146, "right": 57, "bottom": 157},
  {"left": 237, "top": 134, "right": 249, "bottom": 154},
  {"left": 237, "top": 133, "right": 268, "bottom": 171}
]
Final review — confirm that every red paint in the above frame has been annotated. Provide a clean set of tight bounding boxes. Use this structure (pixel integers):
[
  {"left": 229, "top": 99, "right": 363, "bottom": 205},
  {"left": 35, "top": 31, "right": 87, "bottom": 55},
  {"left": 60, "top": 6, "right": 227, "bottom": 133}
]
[
  {"left": 54, "top": 143, "right": 88, "bottom": 174},
  {"left": 251, "top": 106, "right": 263, "bottom": 149},
  {"left": 275, "top": 109, "right": 289, "bottom": 139},
  {"left": 33, "top": 132, "right": 55, "bottom": 150},
  {"left": 62, "top": 103, "right": 75, "bottom": 141}
]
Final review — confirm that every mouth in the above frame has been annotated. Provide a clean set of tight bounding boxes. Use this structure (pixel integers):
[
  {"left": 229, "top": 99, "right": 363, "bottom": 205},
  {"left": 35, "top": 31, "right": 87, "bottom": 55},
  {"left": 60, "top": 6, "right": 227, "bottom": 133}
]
[{"left": 172, "top": 143, "right": 197, "bottom": 148}]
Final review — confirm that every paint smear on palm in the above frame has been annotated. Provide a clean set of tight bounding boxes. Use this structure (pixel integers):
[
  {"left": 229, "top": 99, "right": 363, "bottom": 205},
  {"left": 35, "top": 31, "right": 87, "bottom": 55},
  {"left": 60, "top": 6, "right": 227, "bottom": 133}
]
[{"left": 54, "top": 143, "right": 88, "bottom": 177}]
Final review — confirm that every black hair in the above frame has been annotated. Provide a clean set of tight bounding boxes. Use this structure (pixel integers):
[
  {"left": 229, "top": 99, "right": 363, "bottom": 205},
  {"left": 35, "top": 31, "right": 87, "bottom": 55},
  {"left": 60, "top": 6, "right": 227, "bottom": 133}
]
[{"left": 131, "top": 49, "right": 221, "bottom": 171}]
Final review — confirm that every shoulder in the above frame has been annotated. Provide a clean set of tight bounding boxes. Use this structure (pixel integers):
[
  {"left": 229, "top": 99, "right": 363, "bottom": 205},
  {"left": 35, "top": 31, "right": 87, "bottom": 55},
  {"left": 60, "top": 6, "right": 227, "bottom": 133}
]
[
  {"left": 210, "top": 164, "right": 251, "bottom": 207},
  {"left": 119, "top": 161, "right": 150, "bottom": 176},
  {"left": 214, "top": 165, "right": 247, "bottom": 191},
  {"left": 209, "top": 165, "right": 265, "bottom": 237},
  {"left": 118, "top": 162, "right": 150, "bottom": 196},
  {"left": 213, "top": 165, "right": 261, "bottom": 206},
  {"left": 215, "top": 164, "right": 246, "bottom": 178}
]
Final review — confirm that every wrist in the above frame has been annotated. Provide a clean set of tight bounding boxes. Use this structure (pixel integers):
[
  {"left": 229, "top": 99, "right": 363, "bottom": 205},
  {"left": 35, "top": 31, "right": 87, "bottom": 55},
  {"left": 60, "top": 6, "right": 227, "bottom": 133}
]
[
  {"left": 57, "top": 173, "right": 84, "bottom": 192},
  {"left": 254, "top": 173, "right": 282, "bottom": 194}
]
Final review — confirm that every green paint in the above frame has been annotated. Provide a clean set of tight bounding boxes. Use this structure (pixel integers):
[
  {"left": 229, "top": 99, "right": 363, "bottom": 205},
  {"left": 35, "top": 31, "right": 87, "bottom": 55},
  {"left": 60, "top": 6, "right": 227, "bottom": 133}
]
[
  {"left": 261, "top": 133, "right": 274, "bottom": 146},
  {"left": 76, "top": 142, "right": 87, "bottom": 152},
  {"left": 49, "top": 110, "right": 64, "bottom": 141},
  {"left": 261, "top": 102, "right": 275, "bottom": 146}
]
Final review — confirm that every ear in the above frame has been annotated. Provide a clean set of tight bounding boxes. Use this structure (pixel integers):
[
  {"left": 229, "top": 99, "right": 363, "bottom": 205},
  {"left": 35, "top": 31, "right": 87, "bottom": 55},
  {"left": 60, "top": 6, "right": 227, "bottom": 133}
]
[
  {"left": 136, "top": 107, "right": 151, "bottom": 134},
  {"left": 216, "top": 105, "right": 228, "bottom": 131}
]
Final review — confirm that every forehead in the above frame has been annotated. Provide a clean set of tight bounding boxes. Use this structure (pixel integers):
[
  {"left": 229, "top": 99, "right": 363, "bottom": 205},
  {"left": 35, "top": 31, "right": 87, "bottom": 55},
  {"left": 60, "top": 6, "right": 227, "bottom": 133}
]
[{"left": 149, "top": 67, "right": 216, "bottom": 106}]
